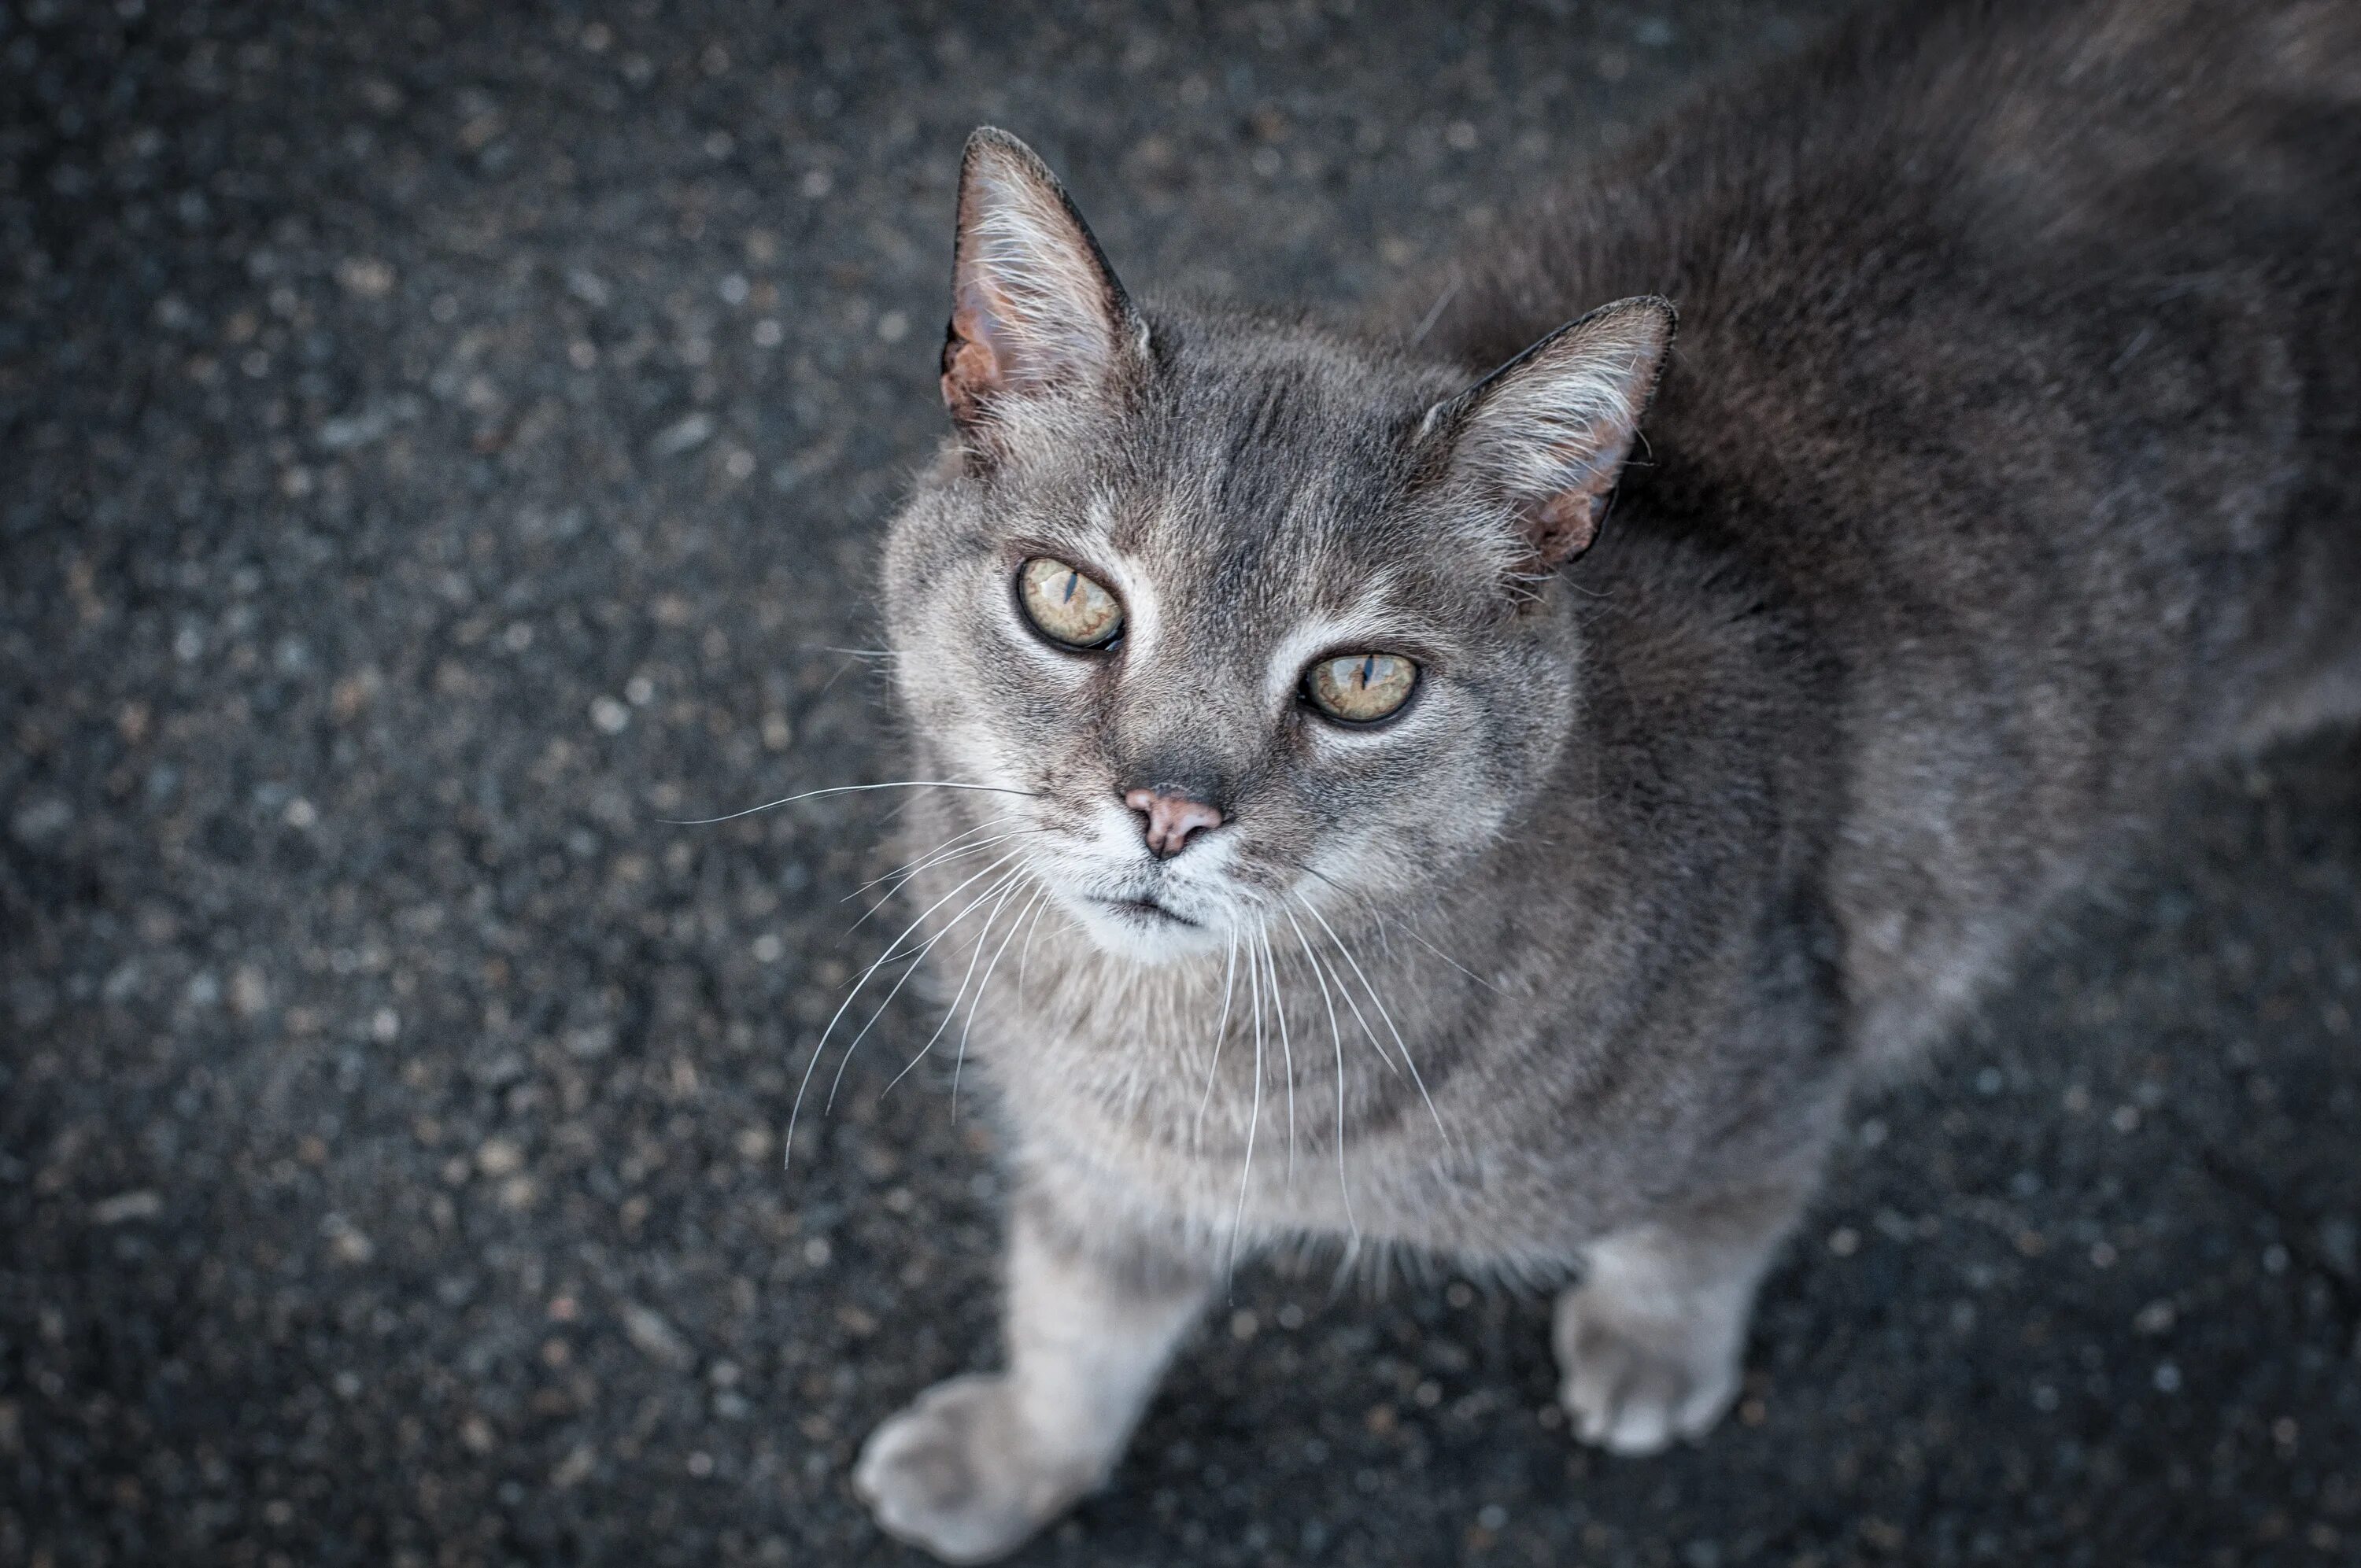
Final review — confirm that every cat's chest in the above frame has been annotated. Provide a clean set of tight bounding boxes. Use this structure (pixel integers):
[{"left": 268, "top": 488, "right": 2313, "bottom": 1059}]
[{"left": 961, "top": 943, "right": 1597, "bottom": 1256}]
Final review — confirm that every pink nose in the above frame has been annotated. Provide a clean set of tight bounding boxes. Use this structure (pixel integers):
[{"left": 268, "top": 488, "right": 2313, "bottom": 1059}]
[{"left": 1123, "top": 788, "right": 1223, "bottom": 859}]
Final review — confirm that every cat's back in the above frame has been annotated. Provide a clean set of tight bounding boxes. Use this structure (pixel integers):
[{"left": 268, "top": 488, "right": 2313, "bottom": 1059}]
[
  {"left": 1439, "top": 0, "right": 2361, "bottom": 371},
  {"left": 1433, "top": 0, "right": 2361, "bottom": 665}
]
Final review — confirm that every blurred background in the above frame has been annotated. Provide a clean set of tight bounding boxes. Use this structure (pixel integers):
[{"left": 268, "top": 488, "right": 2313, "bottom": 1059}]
[{"left": 4, "top": 2, "right": 2357, "bottom": 1563}]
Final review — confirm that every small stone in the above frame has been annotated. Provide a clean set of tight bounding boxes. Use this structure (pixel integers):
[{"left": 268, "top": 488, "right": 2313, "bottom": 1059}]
[
  {"left": 230, "top": 966, "right": 269, "bottom": 1016},
  {"left": 550, "top": 1444, "right": 596, "bottom": 1488},
  {"left": 649, "top": 411, "right": 715, "bottom": 457},
  {"left": 621, "top": 1302, "right": 693, "bottom": 1367},
  {"left": 10, "top": 798, "right": 71, "bottom": 846},
  {"left": 91, "top": 1190, "right": 162, "bottom": 1225},
  {"left": 336, "top": 256, "right": 396, "bottom": 297},
  {"left": 2317, "top": 1216, "right": 2356, "bottom": 1278}
]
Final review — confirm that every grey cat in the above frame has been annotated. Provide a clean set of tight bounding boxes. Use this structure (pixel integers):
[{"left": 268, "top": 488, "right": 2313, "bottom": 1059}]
[{"left": 846, "top": 1, "right": 2361, "bottom": 1559}]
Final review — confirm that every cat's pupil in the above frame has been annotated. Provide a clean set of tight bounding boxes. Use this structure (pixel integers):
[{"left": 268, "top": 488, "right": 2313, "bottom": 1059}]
[
  {"left": 1358, "top": 654, "right": 1375, "bottom": 688},
  {"left": 1062, "top": 572, "right": 1078, "bottom": 603}
]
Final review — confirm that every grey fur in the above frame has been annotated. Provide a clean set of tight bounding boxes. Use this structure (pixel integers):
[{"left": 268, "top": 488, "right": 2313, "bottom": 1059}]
[{"left": 852, "top": 2, "right": 2361, "bottom": 1559}]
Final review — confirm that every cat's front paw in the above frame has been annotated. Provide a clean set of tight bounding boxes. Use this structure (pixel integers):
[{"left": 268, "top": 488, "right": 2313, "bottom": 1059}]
[
  {"left": 1553, "top": 1282, "right": 1743, "bottom": 1457},
  {"left": 854, "top": 1374, "right": 1101, "bottom": 1564}
]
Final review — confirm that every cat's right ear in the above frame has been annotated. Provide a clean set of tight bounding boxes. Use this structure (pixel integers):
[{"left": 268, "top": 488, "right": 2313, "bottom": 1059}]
[
  {"left": 1424, "top": 295, "right": 1676, "bottom": 581},
  {"left": 940, "top": 128, "right": 1139, "bottom": 445}
]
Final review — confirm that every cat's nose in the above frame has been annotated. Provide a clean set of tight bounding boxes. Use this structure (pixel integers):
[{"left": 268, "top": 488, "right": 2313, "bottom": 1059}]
[{"left": 1122, "top": 787, "right": 1224, "bottom": 859}]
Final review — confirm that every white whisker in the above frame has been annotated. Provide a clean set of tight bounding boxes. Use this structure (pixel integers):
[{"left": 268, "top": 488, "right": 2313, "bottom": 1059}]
[
  {"left": 951, "top": 884, "right": 1044, "bottom": 1122},
  {"left": 878, "top": 868, "right": 1028, "bottom": 1101},
  {"left": 1262, "top": 925, "right": 1296, "bottom": 1192},
  {"left": 847, "top": 814, "right": 1025, "bottom": 901},
  {"left": 1395, "top": 918, "right": 1509, "bottom": 995},
  {"left": 1014, "top": 886, "right": 1056, "bottom": 1004},
  {"left": 833, "top": 864, "right": 1025, "bottom": 1111},
  {"left": 782, "top": 849, "right": 1022, "bottom": 1171},
  {"left": 1294, "top": 891, "right": 1451, "bottom": 1151},
  {"left": 1281, "top": 902, "right": 1357, "bottom": 1241},
  {"left": 847, "top": 830, "right": 1042, "bottom": 936},
  {"left": 661, "top": 780, "right": 1036, "bottom": 828},
  {"left": 1228, "top": 921, "right": 1265, "bottom": 1289},
  {"left": 1296, "top": 918, "right": 1402, "bottom": 1083},
  {"left": 1293, "top": 861, "right": 1509, "bottom": 998},
  {"left": 1193, "top": 927, "right": 1240, "bottom": 1153}
]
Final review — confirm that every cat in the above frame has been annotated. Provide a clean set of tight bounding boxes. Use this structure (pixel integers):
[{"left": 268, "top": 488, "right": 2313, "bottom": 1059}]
[{"left": 846, "top": 0, "right": 2361, "bottom": 1559}]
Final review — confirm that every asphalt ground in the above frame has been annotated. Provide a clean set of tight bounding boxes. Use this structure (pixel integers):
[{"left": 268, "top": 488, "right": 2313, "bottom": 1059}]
[{"left": 3, "top": 2, "right": 2357, "bottom": 1564}]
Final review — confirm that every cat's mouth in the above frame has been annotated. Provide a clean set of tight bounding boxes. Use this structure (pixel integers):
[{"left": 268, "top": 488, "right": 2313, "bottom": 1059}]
[{"left": 1099, "top": 895, "right": 1197, "bottom": 928}]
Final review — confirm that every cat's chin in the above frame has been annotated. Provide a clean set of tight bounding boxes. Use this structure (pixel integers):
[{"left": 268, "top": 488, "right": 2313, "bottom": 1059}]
[{"left": 1069, "top": 895, "right": 1228, "bottom": 967}]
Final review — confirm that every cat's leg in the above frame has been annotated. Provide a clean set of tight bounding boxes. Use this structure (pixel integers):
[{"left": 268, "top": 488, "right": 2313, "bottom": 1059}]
[
  {"left": 1554, "top": 1187, "right": 1801, "bottom": 1456},
  {"left": 855, "top": 1187, "right": 1213, "bottom": 1563}
]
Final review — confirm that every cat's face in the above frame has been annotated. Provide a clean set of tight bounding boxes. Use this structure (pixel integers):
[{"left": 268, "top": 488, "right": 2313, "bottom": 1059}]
[{"left": 881, "top": 131, "right": 1670, "bottom": 965}]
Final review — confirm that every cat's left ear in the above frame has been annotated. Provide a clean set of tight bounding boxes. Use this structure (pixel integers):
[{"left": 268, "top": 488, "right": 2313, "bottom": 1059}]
[
  {"left": 1427, "top": 295, "right": 1676, "bottom": 574},
  {"left": 940, "top": 127, "right": 1140, "bottom": 437}
]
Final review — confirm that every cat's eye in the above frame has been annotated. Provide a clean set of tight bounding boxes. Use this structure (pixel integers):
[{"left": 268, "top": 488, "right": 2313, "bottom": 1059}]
[
  {"left": 1017, "top": 556, "right": 1125, "bottom": 649},
  {"left": 1305, "top": 652, "right": 1419, "bottom": 725}
]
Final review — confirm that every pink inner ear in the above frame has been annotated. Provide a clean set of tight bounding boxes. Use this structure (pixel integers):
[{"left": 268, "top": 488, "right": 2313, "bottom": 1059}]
[
  {"left": 1521, "top": 425, "right": 1635, "bottom": 568},
  {"left": 940, "top": 301, "right": 1003, "bottom": 423},
  {"left": 1528, "top": 485, "right": 1605, "bottom": 566}
]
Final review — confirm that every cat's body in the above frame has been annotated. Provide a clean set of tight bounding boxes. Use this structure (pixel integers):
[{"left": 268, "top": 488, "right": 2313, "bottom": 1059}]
[
  {"left": 850, "top": 2, "right": 2361, "bottom": 1559},
  {"left": 1430, "top": 0, "right": 2361, "bottom": 1072}
]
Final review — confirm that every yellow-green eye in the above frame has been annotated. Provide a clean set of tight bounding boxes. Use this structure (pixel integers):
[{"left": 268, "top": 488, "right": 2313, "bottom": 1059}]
[
  {"left": 1306, "top": 652, "right": 1418, "bottom": 724},
  {"left": 1017, "top": 556, "right": 1125, "bottom": 649}
]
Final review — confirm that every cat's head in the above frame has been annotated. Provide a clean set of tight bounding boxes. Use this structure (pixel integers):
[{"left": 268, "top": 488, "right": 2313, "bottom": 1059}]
[{"left": 882, "top": 129, "right": 1670, "bottom": 965}]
